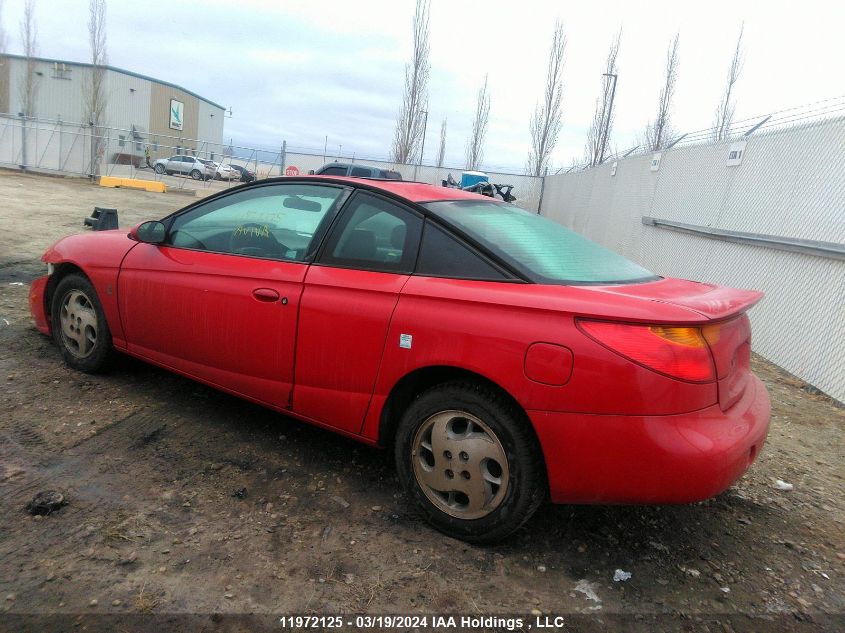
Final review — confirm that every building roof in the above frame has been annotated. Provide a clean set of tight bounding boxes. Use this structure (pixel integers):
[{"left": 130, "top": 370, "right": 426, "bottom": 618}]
[{"left": 2, "top": 53, "right": 225, "bottom": 111}]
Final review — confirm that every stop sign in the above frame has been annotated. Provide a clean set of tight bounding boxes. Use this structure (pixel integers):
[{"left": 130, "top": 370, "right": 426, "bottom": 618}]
[{"left": 285, "top": 165, "right": 300, "bottom": 176}]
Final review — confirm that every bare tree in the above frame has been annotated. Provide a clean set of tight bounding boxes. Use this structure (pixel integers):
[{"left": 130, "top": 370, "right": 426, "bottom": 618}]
[
  {"left": 584, "top": 29, "right": 621, "bottom": 167},
  {"left": 18, "top": 0, "right": 38, "bottom": 118},
  {"left": 83, "top": 0, "right": 108, "bottom": 175},
  {"left": 465, "top": 75, "right": 490, "bottom": 170},
  {"left": 391, "top": 0, "right": 430, "bottom": 164},
  {"left": 436, "top": 117, "right": 447, "bottom": 168},
  {"left": 643, "top": 32, "right": 680, "bottom": 151},
  {"left": 0, "top": 0, "right": 7, "bottom": 54},
  {"left": 713, "top": 23, "right": 744, "bottom": 141},
  {"left": 527, "top": 20, "right": 566, "bottom": 176}
]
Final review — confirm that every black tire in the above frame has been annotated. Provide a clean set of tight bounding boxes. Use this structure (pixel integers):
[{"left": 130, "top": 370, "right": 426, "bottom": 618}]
[
  {"left": 394, "top": 381, "right": 546, "bottom": 543},
  {"left": 190, "top": 169, "right": 203, "bottom": 180},
  {"left": 154, "top": 163, "right": 165, "bottom": 174},
  {"left": 50, "top": 273, "right": 113, "bottom": 373}
]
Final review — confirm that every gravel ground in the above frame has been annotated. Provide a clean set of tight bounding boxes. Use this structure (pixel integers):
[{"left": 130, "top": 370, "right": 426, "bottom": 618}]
[{"left": 0, "top": 171, "right": 843, "bottom": 632}]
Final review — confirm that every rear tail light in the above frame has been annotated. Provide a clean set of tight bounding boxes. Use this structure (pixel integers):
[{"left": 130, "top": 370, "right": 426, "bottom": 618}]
[{"left": 577, "top": 320, "right": 717, "bottom": 383}]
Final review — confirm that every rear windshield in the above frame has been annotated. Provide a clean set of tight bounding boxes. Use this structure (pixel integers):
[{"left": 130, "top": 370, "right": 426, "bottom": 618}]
[{"left": 423, "top": 200, "right": 658, "bottom": 284}]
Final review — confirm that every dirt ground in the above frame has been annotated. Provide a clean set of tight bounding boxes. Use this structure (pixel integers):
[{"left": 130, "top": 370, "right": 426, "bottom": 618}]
[{"left": 0, "top": 171, "right": 843, "bottom": 631}]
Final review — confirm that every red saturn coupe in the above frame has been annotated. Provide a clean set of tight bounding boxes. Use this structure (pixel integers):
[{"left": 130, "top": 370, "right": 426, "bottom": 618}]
[{"left": 29, "top": 176, "right": 770, "bottom": 542}]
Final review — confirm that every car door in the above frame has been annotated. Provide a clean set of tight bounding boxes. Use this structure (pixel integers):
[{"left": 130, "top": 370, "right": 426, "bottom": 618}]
[
  {"left": 170, "top": 156, "right": 186, "bottom": 174},
  {"left": 293, "top": 191, "right": 423, "bottom": 433},
  {"left": 118, "top": 182, "right": 348, "bottom": 408}
]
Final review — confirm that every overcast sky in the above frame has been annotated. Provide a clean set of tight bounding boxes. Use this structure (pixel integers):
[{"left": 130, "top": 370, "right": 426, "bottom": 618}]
[{"left": 2, "top": 0, "right": 843, "bottom": 172}]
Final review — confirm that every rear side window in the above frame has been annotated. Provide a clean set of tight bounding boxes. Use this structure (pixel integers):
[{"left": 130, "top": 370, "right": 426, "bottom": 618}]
[
  {"left": 416, "top": 221, "right": 510, "bottom": 281},
  {"left": 424, "top": 200, "right": 657, "bottom": 285},
  {"left": 319, "top": 193, "right": 422, "bottom": 273},
  {"left": 381, "top": 170, "right": 402, "bottom": 180}
]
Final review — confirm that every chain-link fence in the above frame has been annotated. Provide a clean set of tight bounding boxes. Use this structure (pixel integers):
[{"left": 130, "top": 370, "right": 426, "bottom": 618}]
[
  {"left": 0, "top": 113, "right": 543, "bottom": 209},
  {"left": 0, "top": 113, "right": 284, "bottom": 192},
  {"left": 540, "top": 111, "right": 845, "bottom": 403}
]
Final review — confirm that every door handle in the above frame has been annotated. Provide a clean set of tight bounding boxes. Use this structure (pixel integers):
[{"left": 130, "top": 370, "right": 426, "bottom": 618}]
[{"left": 252, "top": 288, "right": 280, "bottom": 302}]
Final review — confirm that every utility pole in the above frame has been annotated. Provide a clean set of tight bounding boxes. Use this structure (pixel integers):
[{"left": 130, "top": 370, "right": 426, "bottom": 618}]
[
  {"left": 598, "top": 72, "right": 618, "bottom": 165},
  {"left": 413, "top": 110, "right": 429, "bottom": 181}
]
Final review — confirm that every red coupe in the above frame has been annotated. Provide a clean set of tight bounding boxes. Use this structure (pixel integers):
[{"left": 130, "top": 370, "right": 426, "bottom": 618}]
[{"left": 29, "top": 177, "right": 770, "bottom": 542}]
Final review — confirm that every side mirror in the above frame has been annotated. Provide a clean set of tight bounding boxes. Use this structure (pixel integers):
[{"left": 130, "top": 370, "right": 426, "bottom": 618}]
[
  {"left": 129, "top": 220, "right": 166, "bottom": 244},
  {"left": 308, "top": 169, "right": 315, "bottom": 175}
]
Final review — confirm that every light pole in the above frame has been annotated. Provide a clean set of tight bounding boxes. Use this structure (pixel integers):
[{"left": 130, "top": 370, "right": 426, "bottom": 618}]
[
  {"left": 598, "top": 72, "right": 618, "bottom": 165},
  {"left": 413, "top": 110, "right": 429, "bottom": 181}
]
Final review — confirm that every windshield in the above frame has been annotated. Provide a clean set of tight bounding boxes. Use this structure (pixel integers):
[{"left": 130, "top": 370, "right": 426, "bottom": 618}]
[{"left": 424, "top": 200, "right": 658, "bottom": 285}]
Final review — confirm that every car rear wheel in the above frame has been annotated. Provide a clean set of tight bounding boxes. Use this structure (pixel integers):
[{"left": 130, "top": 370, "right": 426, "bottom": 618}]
[
  {"left": 154, "top": 164, "right": 165, "bottom": 174},
  {"left": 394, "top": 381, "right": 546, "bottom": 543},
  {"left": 190, "top": 169, "right": 203, "bottom": 180},
  {"left": 51, "top": 274, "right": 113, "bottom": 373}
]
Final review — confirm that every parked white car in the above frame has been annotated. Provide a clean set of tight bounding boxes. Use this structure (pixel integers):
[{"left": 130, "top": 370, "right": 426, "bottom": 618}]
[
  {"left": 152, "top": 155, "right": 216, "bottom": 180},
  {"left": 202, "top": 160, "right": 239, "bottom": 181}
]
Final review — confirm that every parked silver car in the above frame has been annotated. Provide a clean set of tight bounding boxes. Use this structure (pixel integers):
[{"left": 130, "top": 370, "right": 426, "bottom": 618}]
[{"left": 152, "top": 155, "right": 216, "bottom": 180}]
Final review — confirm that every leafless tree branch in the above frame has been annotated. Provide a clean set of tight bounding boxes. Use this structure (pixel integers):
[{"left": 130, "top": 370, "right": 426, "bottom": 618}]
[
  {"left": 713, "top": 23, "right": 744, "bottom": 141},
  {"left": 18, "top": 0, "right": 38, "bottom": 117},
  {"left": 584, "top": 29, "right": 621, "bottom": 167},
  {"left": 527, "top": 20, "right": 566, "bottom": 176},
  {"left": 83, "top": 0, "right": 108, "bottom": 175},
  {"left": 465, "top": 74, "right": 490, "bottom": 170},
  {"left": 436, "top": 117, "right": 447, "bottom": 168},
  {"left": 391, "top": 0, "right": 430, "bottom": 164},
  {"left": 643, "top": 32, "right": 680, "bottom": 151}
]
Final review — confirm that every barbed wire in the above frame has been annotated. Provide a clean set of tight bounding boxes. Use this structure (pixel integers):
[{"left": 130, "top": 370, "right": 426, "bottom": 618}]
[{"left": 562, "top": 94, "right": 845, "bottom": 173}]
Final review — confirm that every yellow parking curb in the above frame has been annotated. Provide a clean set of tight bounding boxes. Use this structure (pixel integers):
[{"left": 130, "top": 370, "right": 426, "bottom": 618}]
[{"left": 99, "top": 176, "right": 167, "bottom": 193}]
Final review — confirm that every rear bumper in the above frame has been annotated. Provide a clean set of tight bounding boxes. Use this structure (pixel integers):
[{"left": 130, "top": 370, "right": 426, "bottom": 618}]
[
  {"left": 529, "top": 374, "right": 771, "bottom": 504},
  {"left": 29, "top": 274, "right": 50, "bottom": 335}
]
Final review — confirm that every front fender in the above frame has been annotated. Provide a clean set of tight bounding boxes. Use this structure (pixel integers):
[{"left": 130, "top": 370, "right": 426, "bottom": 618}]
[{"left": 40, "top": 231, "right": 137, "bottom": 349}]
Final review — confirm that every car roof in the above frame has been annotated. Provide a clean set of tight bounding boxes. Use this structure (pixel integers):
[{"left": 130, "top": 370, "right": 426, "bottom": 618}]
[{"left": 302, "top": 175, "right": 488, "bottom": 203}]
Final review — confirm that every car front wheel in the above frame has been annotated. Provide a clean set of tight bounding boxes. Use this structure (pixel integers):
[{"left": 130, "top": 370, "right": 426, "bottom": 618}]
[
  {"left": 154, "top": 164, "right": 165, "bottom": 174},
  {"left": 51, "top": 274, "right": 113, "bottom": 373},
  {"left": 394, "top": 381, "right": 546, "bottom": 543},
  {"left": 190, "top": 169, "right": 203, "bottom": 180}
]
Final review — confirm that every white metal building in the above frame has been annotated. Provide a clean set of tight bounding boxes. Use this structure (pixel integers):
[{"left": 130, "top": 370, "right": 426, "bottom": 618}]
[{"left": 0, "top": 53, "right": 224, "bottom": 160}]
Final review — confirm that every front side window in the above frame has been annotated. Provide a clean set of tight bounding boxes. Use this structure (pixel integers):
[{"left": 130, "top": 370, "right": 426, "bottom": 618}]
[
  {"left": 166, "top": 183, "right": 345, "bottom": 261},
  {"left": 350, "top": 166, "right": 371, "bottom": 177},
  {"left": 424, "top": 200, "right": 657, "bottom": 285},
  {"left": 319, "top": 193, "right": 422, "bottom": 273}
]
